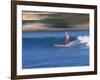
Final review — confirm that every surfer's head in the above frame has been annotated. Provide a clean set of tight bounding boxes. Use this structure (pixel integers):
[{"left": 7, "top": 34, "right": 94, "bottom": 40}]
[
  {"left": 65, "top": 32, "right": 68, "bottom": 35},
  {"left": 65, "top": 32, "right": 67, "bottom": 34}
]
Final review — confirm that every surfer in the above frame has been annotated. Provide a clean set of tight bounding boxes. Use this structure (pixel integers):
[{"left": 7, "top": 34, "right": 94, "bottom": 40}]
[
  {"left": 54, "top": 32, "right": 88, "bottom": 47},
  {"left": 54, "top": 32, "right": 70, "bottom": 47},
  {"left": 65, "top": 32, "right": 70, "bottom": 45}
]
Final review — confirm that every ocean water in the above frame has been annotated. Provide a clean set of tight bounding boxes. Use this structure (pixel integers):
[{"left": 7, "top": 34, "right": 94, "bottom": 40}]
[{"left": 22, "top": 30, "right": 89, "bottom": 69}]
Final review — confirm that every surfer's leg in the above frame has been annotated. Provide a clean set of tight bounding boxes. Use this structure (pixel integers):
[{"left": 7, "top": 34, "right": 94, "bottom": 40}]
[{"left": 67, "top": 39, "right": 70, "bottom": 44}]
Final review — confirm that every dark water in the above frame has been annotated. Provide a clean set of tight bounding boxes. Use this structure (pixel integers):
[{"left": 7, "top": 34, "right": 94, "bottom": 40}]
[{"left": 22, "top": 30, "right": 89, "bottom": 69}]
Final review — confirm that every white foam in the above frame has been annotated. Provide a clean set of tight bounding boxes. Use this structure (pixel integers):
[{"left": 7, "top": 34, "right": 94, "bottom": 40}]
[{"left": 77, "top": 36, "right": 89, "bottom": 47}]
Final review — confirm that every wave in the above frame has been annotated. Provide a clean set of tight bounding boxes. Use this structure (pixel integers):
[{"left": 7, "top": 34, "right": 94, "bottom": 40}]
[
  {"left": 66, "top": 36, "right": 89, "bottom": 47},
  {"left": 23, "top": 36, "right": 76, "bottom": 44},
  {"left": 23, "top": 36, "right": 89, "bottom": 48},
  {"left": 77, "top": 36, "right": 89, "bottom": 47}
]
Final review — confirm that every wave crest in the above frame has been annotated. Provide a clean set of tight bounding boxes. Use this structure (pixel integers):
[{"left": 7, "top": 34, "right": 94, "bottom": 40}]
[{"left": 77, "top": 36, "right": 89, "bottom": 47}]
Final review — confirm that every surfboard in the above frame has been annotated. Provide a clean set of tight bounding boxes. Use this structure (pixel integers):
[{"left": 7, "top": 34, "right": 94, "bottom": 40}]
[
  {"left": 54, "top": 40, "right": 81, "bottom": 47},
  {"left": 54, "top": 44, "right": 69, "bottom": 47}
]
